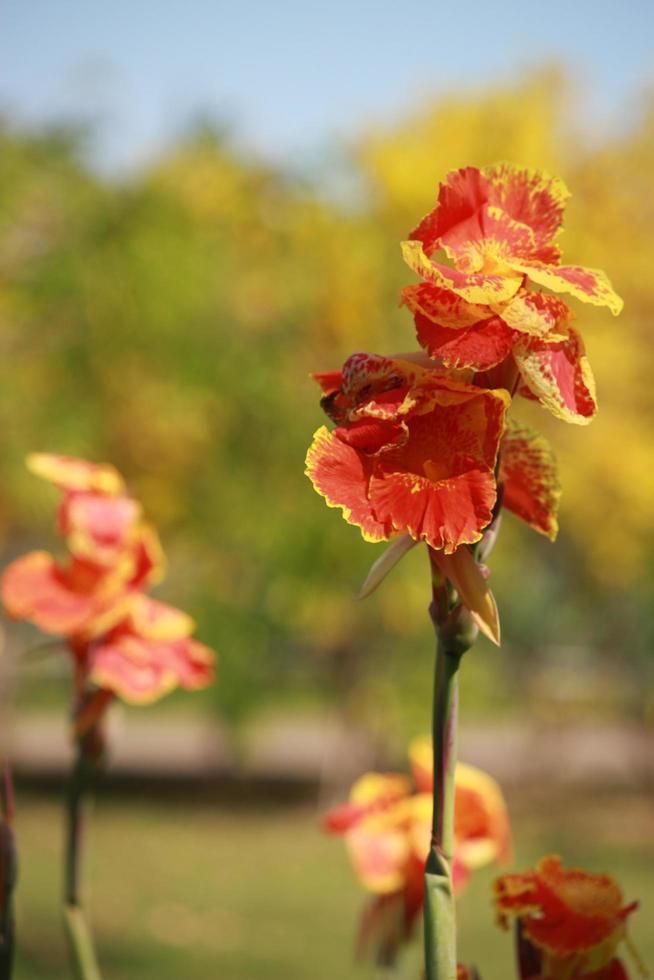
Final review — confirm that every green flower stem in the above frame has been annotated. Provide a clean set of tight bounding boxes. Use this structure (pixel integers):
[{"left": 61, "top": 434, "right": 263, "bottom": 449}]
[
  {"left": 64, "top": 732, "right": 103, "bottom": 980},
  {"left": 0, "top": 764, "right": 17, "bottom": 980},
  {"left": 424, "top": 550, "right": 477, "bottom": 980},
  {"left": 63, "top": 905, "right": 101, "bottom": 980}
]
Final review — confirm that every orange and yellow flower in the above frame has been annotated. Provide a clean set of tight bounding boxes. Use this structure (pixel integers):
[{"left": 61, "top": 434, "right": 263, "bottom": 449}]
[
  {"left": 323, "top": 739, "right": 510, "bottom": 963},
  {"left": 1, "top": 453, "right": 214, "bottom": 705},
  {"left": 306, "top": 353, "right": 509, "bottom": 554},
  {"left": 400, "top": 164, "right": 622, "bottom": 426},
  {"left": 307, "top": 352, "right": 563, "bottom": 644},
  {"left": 403, "top": 164, "right": 622, "bottom": 313},
  {"left": 494, "top": 856, "right": 643, "bottom": 980}
]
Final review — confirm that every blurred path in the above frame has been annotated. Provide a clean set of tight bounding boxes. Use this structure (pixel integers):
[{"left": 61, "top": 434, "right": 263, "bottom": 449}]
[{"left": 7, "top": 711, "right": 654, "bottom": 791}]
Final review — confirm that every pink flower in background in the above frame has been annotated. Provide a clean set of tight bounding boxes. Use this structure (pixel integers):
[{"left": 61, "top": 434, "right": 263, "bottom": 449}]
[
  {"left": 1, "top": 453, "right": 215, "bottom": 706},
  {"left": 322, "top": 739, "right": 511, "bottom": 964}
]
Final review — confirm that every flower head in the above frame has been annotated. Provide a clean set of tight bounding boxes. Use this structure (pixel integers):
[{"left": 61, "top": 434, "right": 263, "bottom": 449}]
[
  {"left": 323, "top": 741, "right": 510, "bottom": 963},
  {"left": 1, "top": 454, "right": 214, "bottom": 706},
  {"left": 306, "top": 353, "right": 509, "bottom": 554},
  {"left": 494, "top": 856, "right": 643, "bottom": 980},
  {"left": 400, "top": 164, "right": 622, "bottom": 426},
  {"left": 403, "top": 164, "right": 622, "bottom": 313}
]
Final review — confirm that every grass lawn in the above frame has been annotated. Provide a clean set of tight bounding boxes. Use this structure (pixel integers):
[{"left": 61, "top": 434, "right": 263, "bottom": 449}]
[{"left": 12, "top": 784, "right": 654, "bottom": 979}]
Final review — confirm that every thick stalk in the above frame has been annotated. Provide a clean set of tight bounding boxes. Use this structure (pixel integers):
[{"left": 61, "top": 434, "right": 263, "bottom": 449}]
[
  {"left": 423, "top": 551, "right": 477, "bottom": 980},
  {"left": 64, "top": 730, "right": 103, "bottom": 980}
]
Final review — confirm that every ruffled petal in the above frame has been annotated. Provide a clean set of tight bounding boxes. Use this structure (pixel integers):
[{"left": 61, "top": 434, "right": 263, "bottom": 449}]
[
  {"left": 305, "top": 426, "right": 393, "bottom": 543},
  {"left": 514, "top": 327, "right": 597, "bottom": 424},
  {"left": 497, "top": 290, "right": 572, "bottom": 339},
  {"left": 500, "top": 420, "right": 561, "bottom": 540},
  {"left": 494, "top": 856, "right": 639, "bottom": 960},
  {"left": 513, "top": 260, "right": 623, "bottom": 315},
  {"left": 440, "top": 205, "right": 539, "bottom": 272},
  {"left": 368, "top": 467, "right": 497, "bottom": 555},
  {"left": 400, "top": 283, "right": 490, "bottom": 330},
  {"left": 415, "top": 311, "right": 515, "bottom": 370},
  {"left": 483, "top": 163, "right": 569, "bottom": 251},
  {"left": 410, "top": 166, "right": 490, "bottom": 254}
]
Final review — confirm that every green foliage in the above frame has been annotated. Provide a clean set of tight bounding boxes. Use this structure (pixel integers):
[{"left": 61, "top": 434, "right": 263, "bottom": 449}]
[{"left": 1, "top": 71, "right": 653, "bottom": 726}]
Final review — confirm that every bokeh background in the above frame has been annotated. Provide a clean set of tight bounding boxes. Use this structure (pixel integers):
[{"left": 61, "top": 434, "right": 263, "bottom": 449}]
[{"left": 2, "top": 2, "right": 653, "bottom": 978}]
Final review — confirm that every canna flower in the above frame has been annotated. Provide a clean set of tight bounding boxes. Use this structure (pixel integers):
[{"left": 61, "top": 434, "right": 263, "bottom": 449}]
[
  {"left": 2, "top": 455, "right": 163, "bottom": 643},
  {"left": 494, "top": 856, "right": 643, "bottom": 980},
  {"left": 307, "top": 354, "right": 561, "bottom": 642},
  {"left": 323, "top": 742, "right": 510, "bottom": 964},
  {"left": 306, "top": 353, "right": 509, "bottom": 554},
  {"left": 1, "top": 453, "right": 214, "bottom": 705},
  {"left": 402, "top": 164, "right": 622, "bottom": 313},
  {"left": 400, "top": 165, "right": 623, "bottom": 425}
]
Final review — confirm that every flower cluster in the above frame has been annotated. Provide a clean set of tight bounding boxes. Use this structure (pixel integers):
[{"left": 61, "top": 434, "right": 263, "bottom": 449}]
[
  {"left": 1, "top": 454, "right": 215, "bottom": 705},
  {"left": 494, "top": 856, "right": 643, "bottom": 980},
  {"left": 306, "top": 164, "right": 622, "bottom": 639},
  {"left": 323, "top": 737, "right": 511, "bottom": 964}
]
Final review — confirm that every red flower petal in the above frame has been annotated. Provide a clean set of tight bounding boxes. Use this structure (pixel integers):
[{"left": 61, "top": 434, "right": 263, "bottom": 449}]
[
  {"left": 59, "top": 493, "right": 141, "bottom": 567},
  {"left": 415, "top": 311, "right": 516, "bottom": 370},
  {"left": 440, "top": 205, "right": 538, "bottom": 272},
  {"left": 484, "top": 163, "right": 569, "bottom": 252},
  {"left": 311, "top": 370, "right": 343, "bottom": 394},
  {"left": 409, "top": 165, "right": 566, "bottom": 267},
  {"left": 1, "top": 552, "right": 119, "bottom": 638},
  {"left": 400, "top": 283, "right": 490, "bottom": 330},
  {"left": 409, "top": 166, "right": 490, "bottom": 254},
  {"left": 498, "top": 290, "right": 572, "bottom": 338},
  {"left": 514, "top": 327, "right": 597, "bottom": 424},
  {"left": 305, "top": 426, "right": 393, "bottom": 543},
  {"left": 494, "top": 856, "right": 639, "bottom": 960},
  {"left": 513, "top": 260, "right": 623, "bottom": 315},
  {"left": 368, "top": 467, "right": 497, "bottom": 555},
  {"left": 364, "top": 385, "right": 507, "bottom": 551},
  {"left": 90, "top": 634, "right": 214, "bottom": 705},
  {"left": 334, "top": 419, "right": 406, "bottom": 454},
  {"left": 500, "top": 420, "right": 561, "bottom": 540}
]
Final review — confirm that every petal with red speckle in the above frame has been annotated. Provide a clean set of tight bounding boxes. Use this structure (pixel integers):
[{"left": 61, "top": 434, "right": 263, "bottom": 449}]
[
  {"left": 500, "top": 421, "right": 561, "bottom": 540},
  {"left": 514, "top": 327, "right": 597, "bottom": 424}
]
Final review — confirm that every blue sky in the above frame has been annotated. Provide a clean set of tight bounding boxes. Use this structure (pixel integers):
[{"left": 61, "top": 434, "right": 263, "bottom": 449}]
[{"left": 3, "top": 0, "right": 652, "bottom": 172}]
